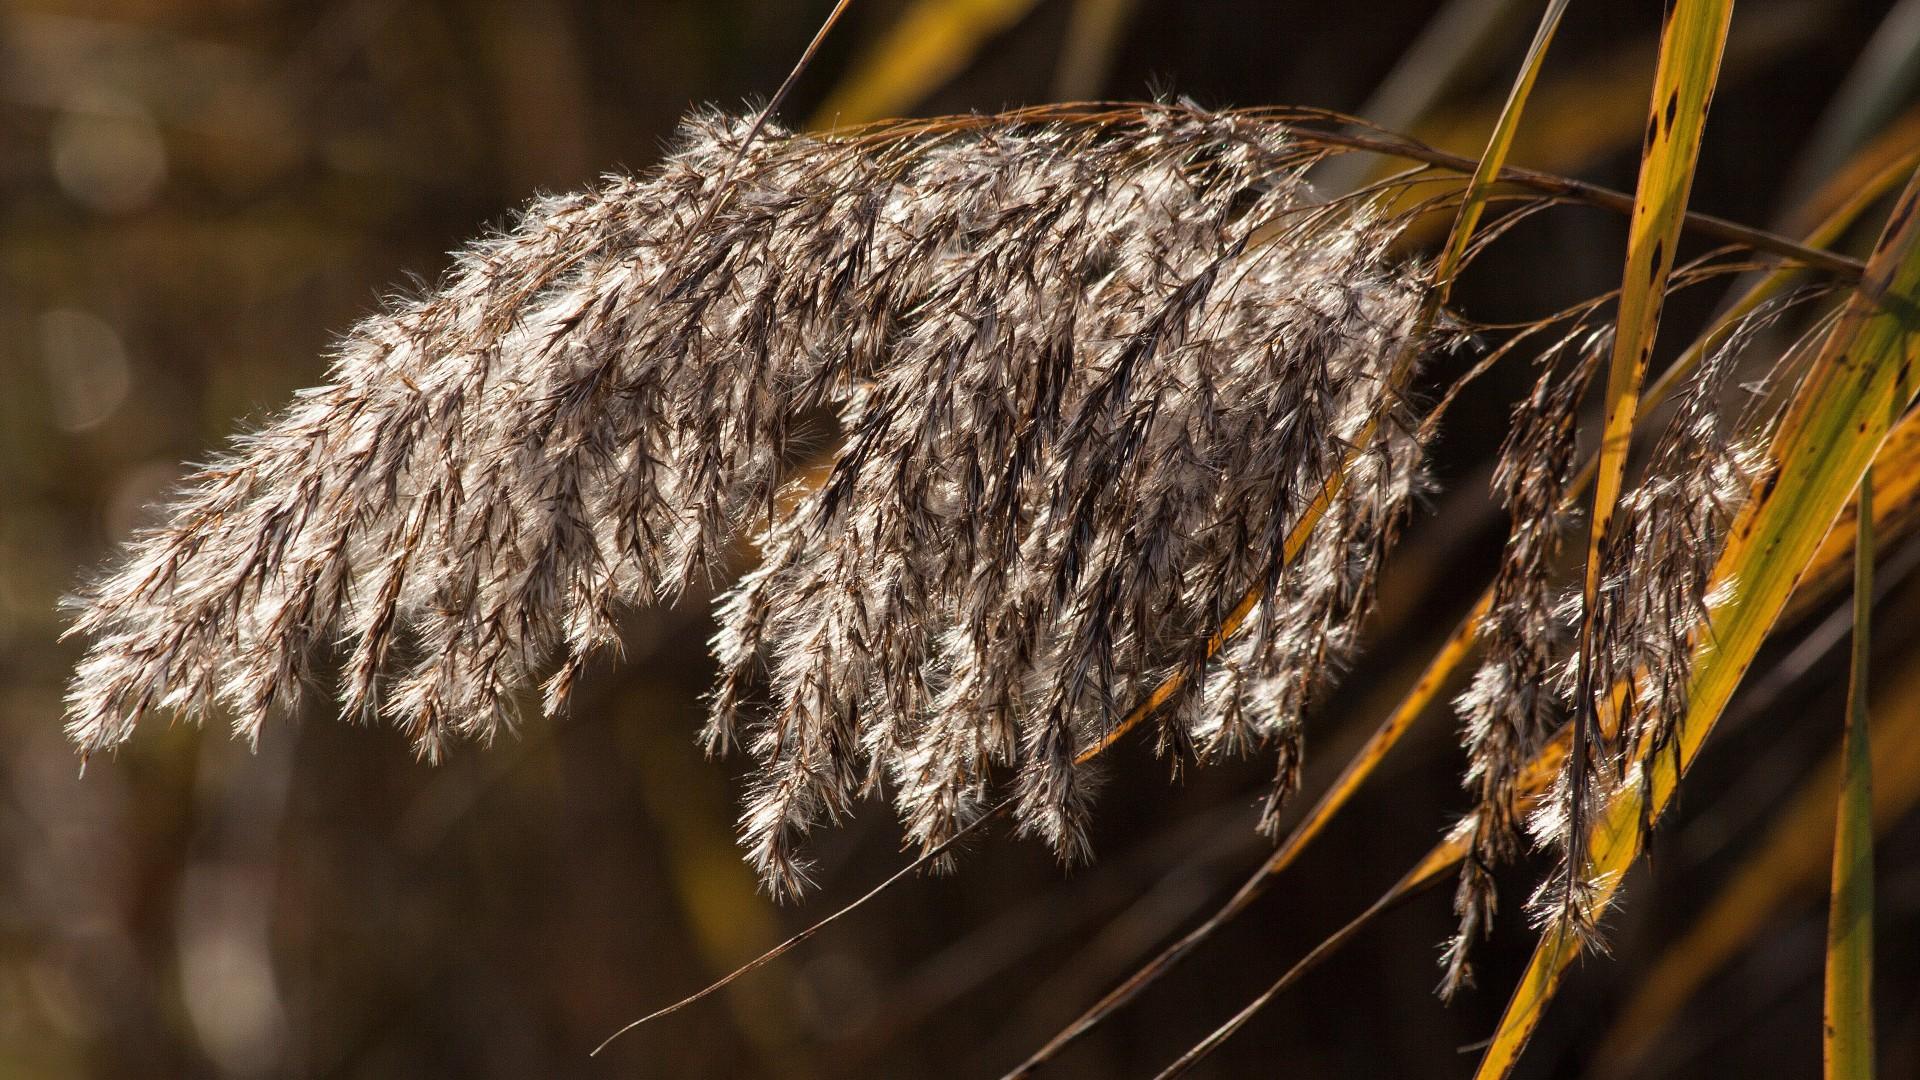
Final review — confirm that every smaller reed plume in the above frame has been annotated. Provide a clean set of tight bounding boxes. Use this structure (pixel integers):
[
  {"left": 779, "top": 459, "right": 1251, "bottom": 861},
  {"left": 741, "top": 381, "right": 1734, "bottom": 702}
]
[
  {"left": 1527, "top": 310, "right": 1775, "bottom": 937},
  {"left": 65, "top": 104, "right": 1436, "bottom": 895},
  {"left": 1441, "top": 325, "right": 1603, "bottom": 994},
  {"left": 1441, "top": 297, "right": 1793, "bottom": 992}
]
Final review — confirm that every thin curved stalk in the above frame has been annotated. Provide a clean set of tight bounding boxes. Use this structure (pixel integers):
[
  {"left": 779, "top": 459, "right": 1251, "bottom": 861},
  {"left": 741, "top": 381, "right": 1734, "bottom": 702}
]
[
  {"left": 816, "top": 104, "right": 1865, "bottom": 277},
  {"left": 1149, "top": 840, "right": 1466, "bottom": 1079},
  {"left": 1003, "top": 606, "right": 1483, "bottom": 1077}
]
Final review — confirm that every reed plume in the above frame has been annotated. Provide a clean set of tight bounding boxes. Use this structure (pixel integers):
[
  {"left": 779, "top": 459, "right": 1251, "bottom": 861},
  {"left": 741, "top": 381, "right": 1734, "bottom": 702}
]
[
  {"left": 1441, "top": 324, "right": 1602, "bottom": 994},
  {"left": 65, "top": 104, "right": 1435, "bottom": 895},
  {"left": 1442, "top": 297, "right": 1794, "bottom": 991},
  {"left": 1527, "top": 309, "right": 1777, "bottom": 935}
]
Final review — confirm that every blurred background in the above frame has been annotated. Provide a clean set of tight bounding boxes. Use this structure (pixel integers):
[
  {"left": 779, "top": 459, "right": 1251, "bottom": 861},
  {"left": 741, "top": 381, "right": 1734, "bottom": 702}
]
[{"left": 5, "top": 1, "right": 1920, "bottom": 1076}]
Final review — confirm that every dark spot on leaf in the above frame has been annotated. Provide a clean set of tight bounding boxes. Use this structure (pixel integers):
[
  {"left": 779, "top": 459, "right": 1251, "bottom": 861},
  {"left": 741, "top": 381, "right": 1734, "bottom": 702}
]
[{"left": 1887, "top": 193, "right": 1916, "bottom": 239}]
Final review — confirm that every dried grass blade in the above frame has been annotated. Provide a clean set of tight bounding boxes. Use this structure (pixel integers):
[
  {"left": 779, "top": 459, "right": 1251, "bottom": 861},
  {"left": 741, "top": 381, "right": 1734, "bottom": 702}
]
[
  {"left": 1825, "top": 470, "right": 1877, "bottom": 1080},
  {"left": 1471, "top": 166, "right": 1920, "bottom": 1080},
  {"left": 1287, "top": 121, "right": 1863, "bottom": 277},
  {"left": 745, "top": 0, "right": 856, "bottom": 150},
  {"left": 1433, "top": 0, "right": 1568, "bottom": 301}
]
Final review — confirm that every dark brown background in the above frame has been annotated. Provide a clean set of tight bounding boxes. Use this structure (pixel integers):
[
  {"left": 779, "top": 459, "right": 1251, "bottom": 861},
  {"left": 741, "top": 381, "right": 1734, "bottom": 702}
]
[{"left": 4, "top": 1, "right": 1918, "bottom": 1077}]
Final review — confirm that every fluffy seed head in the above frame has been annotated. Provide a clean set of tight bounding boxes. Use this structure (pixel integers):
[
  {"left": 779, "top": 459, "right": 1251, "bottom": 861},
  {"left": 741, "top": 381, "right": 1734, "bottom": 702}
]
[{"left": 64, "top": 104, "right": 1434, "bottom": 894}]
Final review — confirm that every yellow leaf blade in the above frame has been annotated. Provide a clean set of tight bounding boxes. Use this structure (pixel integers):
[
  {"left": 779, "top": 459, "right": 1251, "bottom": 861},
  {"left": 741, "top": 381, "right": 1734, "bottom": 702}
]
[
  {"left": 1601, "top": 459, "right": 1920, "bottom": 1072},
  {"left": 1264, "top": 0, "right": 1571, "bottom": 846},
  {"left": 1572, "top": 0, "right": 1735, "bottom": 891}
]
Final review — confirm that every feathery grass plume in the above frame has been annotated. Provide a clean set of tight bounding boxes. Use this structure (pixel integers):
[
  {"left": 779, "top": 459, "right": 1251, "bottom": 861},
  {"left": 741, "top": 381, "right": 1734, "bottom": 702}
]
[
  {"left": 63, "top": 103, "right": 1433, "bottom": 897},
  {"left": 1442, "top": 296, "right": 1797, "bottom": 990},
  {"left": 1527, "top": 302, "right": 1784, "bottom": 939},
  {"left": 1440, "top": 324, "right": 1603, "bottom": 995}
]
